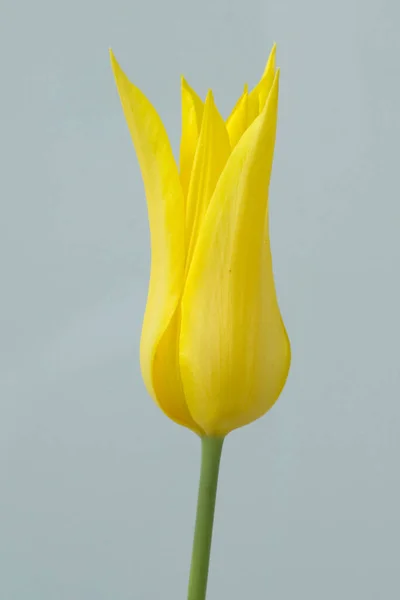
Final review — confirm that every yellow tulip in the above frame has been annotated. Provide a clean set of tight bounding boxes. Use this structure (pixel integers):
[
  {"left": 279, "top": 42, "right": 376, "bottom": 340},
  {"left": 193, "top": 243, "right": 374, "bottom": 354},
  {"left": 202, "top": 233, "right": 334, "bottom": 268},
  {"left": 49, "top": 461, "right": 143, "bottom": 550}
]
[{"left": 110, "top": 46, "right": 291, "bottom": 438}]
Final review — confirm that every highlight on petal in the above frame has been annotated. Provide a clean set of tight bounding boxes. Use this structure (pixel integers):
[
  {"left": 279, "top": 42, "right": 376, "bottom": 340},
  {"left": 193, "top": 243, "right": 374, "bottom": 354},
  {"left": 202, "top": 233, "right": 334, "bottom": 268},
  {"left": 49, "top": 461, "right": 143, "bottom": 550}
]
[
  {"left": 179, "top": 77, "right": 204, "bottom": 199},
  {"left": 179, "top": 72, "right": 291, "bottom": 436},
  {"left": 185, "top": 90, "right": 231, "bottom": 268},
  {"left": 226, "top": 84, "right": 249, "bottom": 148},
  {"left": 110, "top": 50, "right": 201, "bottom": 434}
]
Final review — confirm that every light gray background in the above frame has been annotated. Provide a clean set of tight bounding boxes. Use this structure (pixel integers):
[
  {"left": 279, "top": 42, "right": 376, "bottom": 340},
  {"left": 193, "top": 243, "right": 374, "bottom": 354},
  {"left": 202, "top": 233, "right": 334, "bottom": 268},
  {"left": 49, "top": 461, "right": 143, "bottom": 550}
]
[{"left": 1, "top": 0, "right": 399, "bottom": 598}]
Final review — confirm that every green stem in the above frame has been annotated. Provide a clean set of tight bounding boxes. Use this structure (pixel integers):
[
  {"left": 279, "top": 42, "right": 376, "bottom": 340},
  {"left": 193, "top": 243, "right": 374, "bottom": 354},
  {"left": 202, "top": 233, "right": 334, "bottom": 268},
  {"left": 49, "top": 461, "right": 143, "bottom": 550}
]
[{"left": 187, "top": 436, "right": 224, "bottom": 600}]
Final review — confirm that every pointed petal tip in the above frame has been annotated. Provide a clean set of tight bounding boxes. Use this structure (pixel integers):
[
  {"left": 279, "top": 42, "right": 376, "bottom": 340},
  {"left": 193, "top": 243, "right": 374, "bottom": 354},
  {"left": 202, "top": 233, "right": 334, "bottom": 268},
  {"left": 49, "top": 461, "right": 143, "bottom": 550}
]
[
  {"left": 109, "top": 48, "right": 117, "bottom": 64},
  {"left": 109, "top": 48, "right": 122, "bottom": 77},
  {"left": 181, "top": 77, "right": 204, "bottom": 106},
  {"left": 270, "top": 43, "right": 277, "bottom": 64},
  {"left": 205, "top": 89, "right": 215, "bottom": 105},
  {"left": 262, "top": 43, "right": 278, "bottom": 78}
]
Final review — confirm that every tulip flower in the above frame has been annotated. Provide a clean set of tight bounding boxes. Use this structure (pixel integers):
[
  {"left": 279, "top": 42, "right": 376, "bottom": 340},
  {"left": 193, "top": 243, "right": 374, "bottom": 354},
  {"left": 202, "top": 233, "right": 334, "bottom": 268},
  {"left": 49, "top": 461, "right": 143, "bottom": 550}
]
[{"left": 110, "top": 46, "right": 291, "bottom": 600}]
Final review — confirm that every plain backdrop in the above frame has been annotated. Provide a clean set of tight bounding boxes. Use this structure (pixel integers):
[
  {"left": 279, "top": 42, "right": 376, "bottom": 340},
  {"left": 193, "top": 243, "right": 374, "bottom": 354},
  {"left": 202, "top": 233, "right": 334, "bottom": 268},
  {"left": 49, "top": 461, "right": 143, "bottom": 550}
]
[{"left": 1, "top": 0, "right": 399, "bottom": 598}]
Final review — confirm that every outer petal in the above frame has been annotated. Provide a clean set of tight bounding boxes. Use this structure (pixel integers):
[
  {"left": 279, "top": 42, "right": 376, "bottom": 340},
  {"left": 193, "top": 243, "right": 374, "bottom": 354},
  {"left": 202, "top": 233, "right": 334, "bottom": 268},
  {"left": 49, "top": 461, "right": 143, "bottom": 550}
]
[
  {"left": 185, "top": 90, "right": 231, "bottom": 268},
  {"left": 110, "top": 51, "right": 201, "bottom": 433},
  {"left": 179, "top": 72, "right": 291, "bottom": 436},
  {"left": 179, "top": 77, "right": 204, "bottom": 200},
  {"left": 226, "top": 85, "right": 249, "bottom": 148}
]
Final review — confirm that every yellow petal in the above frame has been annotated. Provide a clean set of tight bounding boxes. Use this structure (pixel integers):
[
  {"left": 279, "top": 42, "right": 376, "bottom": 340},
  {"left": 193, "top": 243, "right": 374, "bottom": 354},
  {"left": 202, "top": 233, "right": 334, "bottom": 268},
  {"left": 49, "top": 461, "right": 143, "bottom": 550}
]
[
  {"left": 185, "top": 90, "right": 231, "bottom": 268},
  {"left": 179, "top": 72, "right": 291, "bottom": 436},
  {"left": 247, "top": 44, "right": 277, "bottom": 127},
  {"left": 179, "top": 77, "right": 204, "bottom": 200},
  {"left": 226, "top": 84, "right": 249, "bottom": 148},
  {"left": 110, "top": 50, "right": 201, "bottom": 433},
  {"left": 262, "top": 43, "right": 277, "bottom": 78},
  {"left": 259, "top": 44, "right": 276, "bottom": 111}
]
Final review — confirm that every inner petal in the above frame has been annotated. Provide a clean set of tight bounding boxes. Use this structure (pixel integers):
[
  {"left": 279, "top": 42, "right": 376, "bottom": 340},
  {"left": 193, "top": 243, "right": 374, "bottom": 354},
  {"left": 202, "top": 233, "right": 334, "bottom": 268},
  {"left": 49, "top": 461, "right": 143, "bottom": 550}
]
[
  {"left": 226, "top": 84, "right": 249, "bottom": 148},
  {"left": 179, "top": 77, "right": 204, "bottom": 201},
  {"left": 184, "top": 90, "right": 231, "bottom": 270}
]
